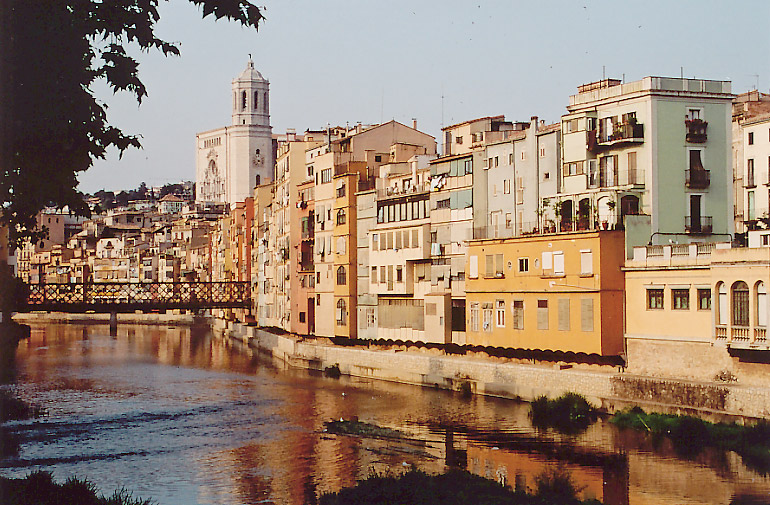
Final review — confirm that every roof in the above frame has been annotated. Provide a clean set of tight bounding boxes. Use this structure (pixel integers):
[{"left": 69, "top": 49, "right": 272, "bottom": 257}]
[
  {"left": 537, "top": 123, "right": 561, "bottom": 135},
  {"left": 160, "top": 194, "right": 183, "bottom": 202},
  {"left": 236, "top": 59, "right": 266, "bottom": 82},
  {"left": 442, "top": 115, "right": 506, "bottom": 131}
]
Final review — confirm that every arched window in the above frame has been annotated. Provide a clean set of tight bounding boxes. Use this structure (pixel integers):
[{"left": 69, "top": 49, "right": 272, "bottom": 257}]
[
  {"left": 241, "top": 91, "right": 247, "bottom": 111},
  {"left": 254, "top": 91, "right": 259, "bottom": 110},
  {"left": 256, "top": 175, "right": 261, "bottom": 186},
  {"left": 717, "top": 282, "right": 727, "bottom": 325},
  {"left": 264, "top": 91, "right": 269, "bottom": 114},
  {"left": 757, "top": 281, "right": 767, "bottom": 327},
  {"left": 336, "top": 266, "right": 346, "bottom": 285},
  {"left": 336, "top": 209, "right": 346, "bottom": 225},
  {"left": 336, "top": 298, "right": 347, "bottom": 325},
  {"left": 732, "top": 281, "right": 749, "bottom": 327}
]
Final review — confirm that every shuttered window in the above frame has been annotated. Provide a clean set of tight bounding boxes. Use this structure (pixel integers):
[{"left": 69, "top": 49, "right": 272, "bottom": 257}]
[
  {"left": 537, "top": 300, "right": 549, "bottom": 330},
  {"left": 512, "top": 300, "right": 524, "bottom": 329},
  {"left": 558, "top": 299, "right": 570, "bottom": 331},
  {"left": 542, "top": 252, "right": 552, "bottom": 271},
  {"left": 553, "top": 251, "right": 564, "bottom": 276},
  {"left": 580, "top": 250, "right": 593, "bottom": 275},
  {"left": 581, "top": 298, "right": 594, "bottom": 332},
  {"left": 495, "top": 254, "right": 504, "bottom": 276},
  {"left": 486, "top": 254, "right": 494, "bottom": 277},
  {"left": 469, "top": 255, "right": 478, "bottom": 279}
]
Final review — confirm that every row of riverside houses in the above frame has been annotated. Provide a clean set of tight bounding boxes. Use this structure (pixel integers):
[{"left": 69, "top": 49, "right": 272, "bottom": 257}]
[
  {"left": 217, "top": 74, "right": 770, "bottom": 383},
  {"left": 7, "top": 69, "right": 770, "bottom": 383}
]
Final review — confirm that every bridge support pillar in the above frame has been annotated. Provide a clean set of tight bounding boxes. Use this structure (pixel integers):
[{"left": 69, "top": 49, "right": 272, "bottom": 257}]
[{"left": 109, "top": 311, "right": 117, "bottom": 335}]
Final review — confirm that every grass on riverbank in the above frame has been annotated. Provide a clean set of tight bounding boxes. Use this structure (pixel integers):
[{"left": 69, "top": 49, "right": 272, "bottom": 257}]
[
  {"left": 529, "top": 393, "right": 597, "bottom": 434},
  {"left": 0, "top": 389, "right": 45, "bottom": 422},
  {"left": 318, "top": 468, "right": 601, "bottom": 505},
  {"left": 611, "top": 406, "right": 770, "bottom": 473},
  {"left": 0, "top": 471, "right": 153, "bottom": 505}
]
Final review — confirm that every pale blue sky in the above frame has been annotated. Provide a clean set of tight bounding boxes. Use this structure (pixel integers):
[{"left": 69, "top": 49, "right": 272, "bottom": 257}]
[{"left": 81, "top": 0, "right": 770, "bottom": 193}]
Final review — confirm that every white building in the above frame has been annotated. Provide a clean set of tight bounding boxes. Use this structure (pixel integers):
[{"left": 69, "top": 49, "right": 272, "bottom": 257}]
[{"left": 195, "top": 59, "right": 274, "bottom": 207}]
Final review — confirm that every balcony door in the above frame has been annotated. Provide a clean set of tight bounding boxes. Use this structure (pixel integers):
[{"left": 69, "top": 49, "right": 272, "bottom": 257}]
[{"left": 689, "top": 195, "right": 702, "bottom": 232}]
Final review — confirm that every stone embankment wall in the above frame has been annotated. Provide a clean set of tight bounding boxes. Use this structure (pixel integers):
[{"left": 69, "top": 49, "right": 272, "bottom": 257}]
[
  {"left": 216, "top": 320, "right": 770, "bottom": 421},
  {"left": 14, "top": 312, "right": 198, "bottom": 325}
]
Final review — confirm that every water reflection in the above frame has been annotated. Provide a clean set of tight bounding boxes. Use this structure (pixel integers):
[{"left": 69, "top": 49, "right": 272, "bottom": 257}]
[{"left": 1, "top": 323, "right": 769, "bottom": 505}]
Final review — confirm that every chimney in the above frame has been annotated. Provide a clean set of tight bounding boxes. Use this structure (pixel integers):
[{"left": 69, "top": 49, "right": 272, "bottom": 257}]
[
  {"left": 412, "top": 118, "right": 418, "bottom": 129},
  {"left": 286, "top": 128, "right": 296, "bottom": 142},
  {"left": 530, "top": 116, "right": 539, "bottom": 131}
]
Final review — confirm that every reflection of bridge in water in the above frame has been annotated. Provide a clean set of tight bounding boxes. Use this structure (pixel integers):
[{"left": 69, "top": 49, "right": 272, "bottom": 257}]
[{"left": 19, "top": 281, "right": 250, "bottom": 313}]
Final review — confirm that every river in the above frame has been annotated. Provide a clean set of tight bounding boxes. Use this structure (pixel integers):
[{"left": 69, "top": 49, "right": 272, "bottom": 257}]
[{"left": 1, "top": 322, "right": 769, "bottom": 504}]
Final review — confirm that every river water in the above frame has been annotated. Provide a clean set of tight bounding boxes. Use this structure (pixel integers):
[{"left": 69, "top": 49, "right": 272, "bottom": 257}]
[{"left": 1, "top": 322, "right": 769, "bottom": 505}]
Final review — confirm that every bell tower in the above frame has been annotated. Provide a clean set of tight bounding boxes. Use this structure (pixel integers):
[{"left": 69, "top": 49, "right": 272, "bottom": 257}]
[{"left": 232, "top": 58, "right": 270, "bottom": 127}]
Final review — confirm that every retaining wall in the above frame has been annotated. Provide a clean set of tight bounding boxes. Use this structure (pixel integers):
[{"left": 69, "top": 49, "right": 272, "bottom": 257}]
[{"left": 219, "top": 321, "right": 770, "bottom": 421}]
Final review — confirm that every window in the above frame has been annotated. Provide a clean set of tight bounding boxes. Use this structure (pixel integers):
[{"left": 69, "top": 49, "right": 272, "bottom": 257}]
[
  {"left": 540, "top": 147, "right": 546, "bottom": 158},
  {"left": 748, "top": 191, "right": 756, "bottom": 220},
  {"left": 456, "top": 136, "right": 463, "bottom": 145},
  {"left": 758, "top": 282, "right": 767, "bottom": 327},
  {"left": 375, "top": 155, "right": 382, "bottom": 162},
  {"left": 469, "top": 255, "right": 478, "bottom": 279},
  {"left": 495, "top": 253, "right": 504, "bottom": 277},
  {"left": 321, "top": 168, "right": 332, "bottom": 183},
  {"left": 672, "top": 289, "right": 690, "bottom": 310},
  {"left": 580, "top": 250, "right": 593, "bottom": 275},
  {"left": 647, "top": 289, "right": 664, "bottom": 309},
  {"left": 558, "top": 299, "right": 570, "bottom": 331},
  {"left": 553, "top": 251, "right": 564, "bottom": 276},
  {"left": 470, "top": 303, "right": 480, "bottom": 332},
  {"left": 336, "top": 183, "right": 346, "bottom": 198},
  {"left": 515, "top": 177, "right": 524, "bottom": 204},
  {"left": 503, "top": 180, "right": 511, "bottom": 194},
  {"left": 485, "top": 254, "right": 494, "bottom": 277},
  {"left": 697, "top": 288, "right": 711, "bottom": 310},
  {"left": 482, "top": 303, "right": 493, "bottom": 332},
  {"left": 336, "top": 299, "right": 347, "bottom": 325},
  {"left": 496, "top": 300, "right": 505, "bottom": 327},
  {"left": 581, "top": 298, "right": 594, "bottom": 332},
  {"left": 689, "top": 149, "right": 704, "bottom": 171},
  {"left": 748, "top": 159, "right": 755, "bottom": 187},
  {"left": 336, "top": 266, "right": 346, "bottom": 285},
  {"left": 749, "top": 131, "right": 755, "bottom": 145},
  {"left": 537, "top": 300, "right": 549, "bottom": 330},
  {"left": 687, "top": 108, "right": 701, "bottom": 120},
  {"left": 495, "top": 156, "right": 499, "bottom": 167},
  {"left": 718, "top": 282, "right": 728, "bottom": 325},
  {"left": 371, "top": 266, "right": 377, "bottom": 284},
  {"left": 437, "top": 199, "right": 450, "bottom": 209},
  {"left": 372, "top": 234, "right": 378, "bottom": 250},
  {"left": 396, "top": 265, "right": 403, "bottom": 283},
  {"left": 505, "top": 213, "right": 512, "bottom": 228},
  {"left": 518, "top": 258, "right": 529, "bottom": 272},
  {"left": 336, "top": 209, "right": 346, "bottom": 225},
  {"left": 412, "top": 229, "right": 419, "bottom": 247},
  {"left": 512, "top": 300, "right": 524, "bottom": 329},
  {"left": 732, "top": 281, "right": 749, "bottom": 326},
  {"left": 464, "top": 159, "right": 472, "bottom": 175},
  {"left": 241, "top": 90, "right": 247, "bottom": 110},
  {"left": 395, "top": 231, "right": 402, "bottom": 249}
]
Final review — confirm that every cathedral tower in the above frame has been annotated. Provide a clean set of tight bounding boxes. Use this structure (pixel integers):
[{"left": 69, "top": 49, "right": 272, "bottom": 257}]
[{"left": 196, "top": 59, "right": 274, "bottom": 207}]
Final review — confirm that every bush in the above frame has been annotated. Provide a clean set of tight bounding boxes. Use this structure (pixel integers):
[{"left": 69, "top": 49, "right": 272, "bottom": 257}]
[
  {"left": 0, "top": 471, "right": 153, "bottom": 505},
  {"left": 323, "top": 363, "right": 341, "bottom": 378},
  {"left": 529, "top": 393, "right": 596, "bottom": 434},
  {"left": 535, "top": 464, "right": 585, "bottom": 501}
]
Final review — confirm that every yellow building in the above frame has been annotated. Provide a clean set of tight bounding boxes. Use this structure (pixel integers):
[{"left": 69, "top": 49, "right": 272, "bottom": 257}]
[
  {"left": 465, "top": 230, "right": 625, "bottom": 355},
  {"left": 332, "top": 162, "right": 366, "bottom": 337}
]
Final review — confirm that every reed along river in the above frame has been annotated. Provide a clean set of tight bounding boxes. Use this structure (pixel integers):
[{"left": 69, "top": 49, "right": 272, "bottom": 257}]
[{"left": 2, "top": 322, "right": 769, "bottom": 504}]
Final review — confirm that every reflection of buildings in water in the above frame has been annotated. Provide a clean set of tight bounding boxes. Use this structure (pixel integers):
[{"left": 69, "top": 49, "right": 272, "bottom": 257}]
[{"left": 463, "top": 440, "right": 626, "bottom": 504}]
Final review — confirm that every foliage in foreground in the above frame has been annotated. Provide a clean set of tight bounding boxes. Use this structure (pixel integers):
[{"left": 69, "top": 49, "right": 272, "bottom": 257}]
[
  {"left": 0, "top": 0, "right": 264, "bottom": 248},
  {"left": 529, "top": 393, "right": 597, "bottom": 434},
  {"left": 611, "top": 406, "right": 770, "bottom": 473},
  {"left": 318, "top": 468, "right": 601, "bottom": 505},
  {"left": 0, "top": 471, "right": 153, "bottom": 505},
  {"left": 0, "top": 389, "right": 45, "bottom": 423}
]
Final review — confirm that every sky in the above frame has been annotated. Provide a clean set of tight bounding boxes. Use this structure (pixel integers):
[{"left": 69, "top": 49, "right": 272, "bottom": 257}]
[{"left": 80, "top": 0, "right": 770, "bottom": 194}]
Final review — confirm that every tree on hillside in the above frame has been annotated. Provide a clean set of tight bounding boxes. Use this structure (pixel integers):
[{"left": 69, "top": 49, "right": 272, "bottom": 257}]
[{"left": 0, "top": 0, "right": 264, "bottom": 248}]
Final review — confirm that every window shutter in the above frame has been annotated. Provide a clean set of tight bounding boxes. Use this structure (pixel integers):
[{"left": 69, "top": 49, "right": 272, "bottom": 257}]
[
  {"left": 469, "top": 255, "right": 478, "bottom": 279},
  {"left": 580, "top": 250, "right": 593, "bottom": 275},
  {"left": 486, "top": 255, "right": 494, "bottom": 277},
  {"left": 537, "top": 300, "right": 549, "bottom": 330},
  {"left": 553, "top": 251, "right": 564, "bottom": 275},
  {"left": 495, "top": 253, "right": 504, "bottom": 275},
  {"left": 542, "top": 252, "right": 552, "bottom": 271},
  {"left": 558, "top": 299, "right": 570, "bottom": 331},
  {"left": 581, "top": 298, "right": 594, "bottom": 332}
]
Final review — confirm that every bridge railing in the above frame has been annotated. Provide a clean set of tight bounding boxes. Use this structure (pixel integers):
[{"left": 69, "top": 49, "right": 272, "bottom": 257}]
[{"left": 21, "top": 281, "right": 251, "bottom": 312}]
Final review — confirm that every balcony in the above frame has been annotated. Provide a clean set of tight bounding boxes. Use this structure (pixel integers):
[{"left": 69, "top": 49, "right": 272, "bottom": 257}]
[
  {"left": 685, "top": 119, "right": 708, "bottom": 143},
  {"left": 588, "top": 121, "right": 644, "bottom": 153},
  {"left": 685, "top": 215, "right": 713, "bottom": 234},
  {"left": 685, "top": 169, "right": 710, "bottom": 189}
]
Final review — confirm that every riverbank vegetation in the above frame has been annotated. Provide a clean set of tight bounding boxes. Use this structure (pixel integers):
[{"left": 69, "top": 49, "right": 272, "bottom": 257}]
[
  {"left": 0, "top": 389, "right": 45, "bottom": 422},
  {"left": 611, "top": 406, "right": 770, "bottom": 472},
  {"left": 529, "top": 393, "right": 597, "bottom": 434},
  {"left": 318, "top": 468, "right": 601, "bottom": 505},
  {"left": 0, "top": 471, "right": 152, "bottom": 505},
  {"left": 325, "top": 419, "right": 406, "bottom": 439}
]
